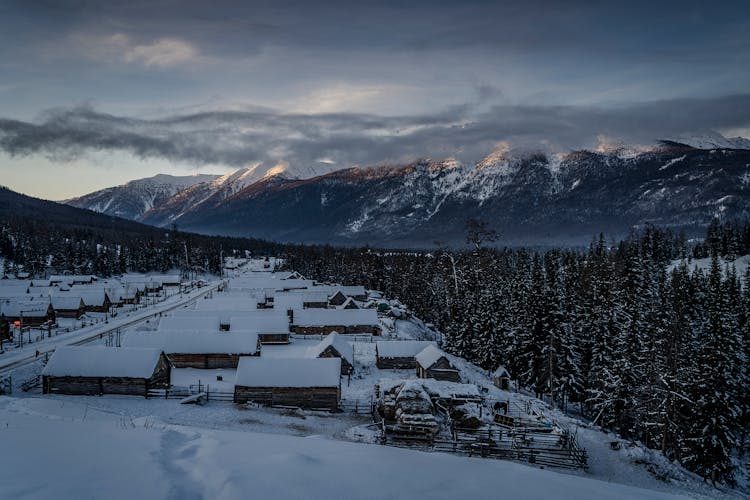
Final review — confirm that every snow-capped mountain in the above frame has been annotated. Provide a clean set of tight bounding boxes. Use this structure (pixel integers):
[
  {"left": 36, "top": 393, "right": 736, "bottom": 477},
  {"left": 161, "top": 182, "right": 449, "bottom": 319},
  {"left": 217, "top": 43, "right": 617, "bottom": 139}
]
[
  {"left": 65, "top": 173, "right": 220, "bottom": 221},
  {"left": 66, "top": 140, "right": 750, "bottom": 246},
  {"left": 665, "top": 130, "right": 750, "bottom": 150}
]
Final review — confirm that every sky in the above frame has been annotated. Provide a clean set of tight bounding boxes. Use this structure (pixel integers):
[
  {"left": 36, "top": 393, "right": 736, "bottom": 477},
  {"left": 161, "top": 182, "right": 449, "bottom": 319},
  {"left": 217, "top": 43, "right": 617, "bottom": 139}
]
[{"left": 0, "top": 0, "right": 749, "bottom": 200}]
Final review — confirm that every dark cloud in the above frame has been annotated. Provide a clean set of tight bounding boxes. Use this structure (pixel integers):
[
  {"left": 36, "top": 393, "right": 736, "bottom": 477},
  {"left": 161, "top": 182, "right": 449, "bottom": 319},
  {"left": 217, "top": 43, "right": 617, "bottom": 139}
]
[{"left": 1, "top": 95, "right": 749, "bottom": 173}]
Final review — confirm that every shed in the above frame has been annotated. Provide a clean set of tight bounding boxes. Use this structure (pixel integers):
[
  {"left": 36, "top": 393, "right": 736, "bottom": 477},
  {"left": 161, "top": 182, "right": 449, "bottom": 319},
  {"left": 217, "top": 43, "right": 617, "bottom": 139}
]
[
  {"left": 291, "top": 309, "right": 380, "bottom": 335},
  {"left": 492, "top": 366, "right": 511, "bottom": 390},
  {"left": 375, "top": 340, "right": 435, "bottom": 369},
  {"left": 124, "top": 332, "right": 260, "bottom": 368},
  {"left": 42, "top": 346, "right": 170, "bottom": 397},
  {"left": 306, "top": 332, "right": 354, "bottom": 375},
  {"left": 233, "top": 357, "right": 341, "bottom": 409},
  {"left": 415, "top": 345, "right": 460, "bottom": 382}
]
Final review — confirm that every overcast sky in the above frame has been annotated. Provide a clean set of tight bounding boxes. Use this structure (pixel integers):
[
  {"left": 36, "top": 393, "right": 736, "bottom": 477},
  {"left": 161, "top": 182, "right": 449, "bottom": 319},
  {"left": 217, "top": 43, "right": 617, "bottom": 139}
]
[{"left": 1, "top": 0, "right": 749, "bottom": 199}]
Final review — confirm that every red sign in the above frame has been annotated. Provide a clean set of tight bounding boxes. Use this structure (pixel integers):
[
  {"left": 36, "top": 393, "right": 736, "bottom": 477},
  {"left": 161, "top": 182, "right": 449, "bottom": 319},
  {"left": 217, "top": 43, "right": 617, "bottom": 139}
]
[{"left": 13, "top": 320, "right": 20, "bottom": 328}]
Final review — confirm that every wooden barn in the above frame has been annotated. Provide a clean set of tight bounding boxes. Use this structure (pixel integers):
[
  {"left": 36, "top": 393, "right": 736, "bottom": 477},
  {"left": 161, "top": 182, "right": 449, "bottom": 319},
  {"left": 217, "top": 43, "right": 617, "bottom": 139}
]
[
  {"left": 42, "top": 346, "right": 171, "bottom": 397},
  {"left": 290, "top": 309, "right": 380, "bottom": 335},
  {"left": 493, "top": 366, "right": 511, "bottom": 390},
  {"left": 50, "top": 296, "right": 86, "bottom": 319},
  {"left": 415, "top": 345, "right": 461, "bottom": 382},
  {"left": 233, "top": 357, "right": 341, "bottom": 410},
  {"left": 306, "top": 332, "right": 354, "bottom": 375},
  {"left": 375, "top": 340, "right": 435, "bottom": 369},
  {"left": 124, "top": 332, "right": 260, "bottom": 368}
]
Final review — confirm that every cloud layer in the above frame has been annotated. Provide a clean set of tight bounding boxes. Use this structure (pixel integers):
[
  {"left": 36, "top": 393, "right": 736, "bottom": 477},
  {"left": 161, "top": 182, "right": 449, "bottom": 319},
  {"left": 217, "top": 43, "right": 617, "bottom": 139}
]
[{"left": 1, "top": 95, "right": 750, "bottom": 174}]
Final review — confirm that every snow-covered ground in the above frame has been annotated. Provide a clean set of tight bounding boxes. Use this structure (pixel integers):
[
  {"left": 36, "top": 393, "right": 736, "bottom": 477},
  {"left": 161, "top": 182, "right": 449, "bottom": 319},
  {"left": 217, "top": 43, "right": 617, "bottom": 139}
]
[{"left": 0, "top": 396, "right": 687, "bottom": 500}]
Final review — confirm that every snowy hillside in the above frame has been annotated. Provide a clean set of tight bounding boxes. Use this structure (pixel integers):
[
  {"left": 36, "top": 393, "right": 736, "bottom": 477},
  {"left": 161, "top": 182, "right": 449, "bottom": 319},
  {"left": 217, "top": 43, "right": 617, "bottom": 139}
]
[
  {"left": 0, "top": 396, "right": 690, "bottom": 500},
  {"left": 65, "top": 173, "right": 219, "bottom": 220}
]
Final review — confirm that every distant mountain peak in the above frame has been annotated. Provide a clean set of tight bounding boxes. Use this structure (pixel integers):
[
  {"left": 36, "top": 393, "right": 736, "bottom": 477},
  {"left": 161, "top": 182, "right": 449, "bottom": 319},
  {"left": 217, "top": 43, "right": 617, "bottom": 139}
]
[{"left": 661, "top": 131, "right": 750, "bottom": 150}]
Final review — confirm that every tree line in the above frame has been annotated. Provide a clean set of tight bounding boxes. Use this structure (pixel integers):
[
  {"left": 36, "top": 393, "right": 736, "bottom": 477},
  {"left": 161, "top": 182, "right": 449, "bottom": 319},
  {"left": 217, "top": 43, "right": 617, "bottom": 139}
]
[{"left": 282, "top": 220, "right": 750, "bottom": 486}]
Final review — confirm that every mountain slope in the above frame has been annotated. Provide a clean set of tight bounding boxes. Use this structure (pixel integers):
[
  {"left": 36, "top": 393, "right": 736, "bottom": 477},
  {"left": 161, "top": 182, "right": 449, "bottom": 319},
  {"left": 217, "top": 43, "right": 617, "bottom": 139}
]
[
  {"left": 65, "top": 173, "right": 220, "bottom": 220},
  {"left": 65, "top": 142, "right": 750, "bottom": 247}
]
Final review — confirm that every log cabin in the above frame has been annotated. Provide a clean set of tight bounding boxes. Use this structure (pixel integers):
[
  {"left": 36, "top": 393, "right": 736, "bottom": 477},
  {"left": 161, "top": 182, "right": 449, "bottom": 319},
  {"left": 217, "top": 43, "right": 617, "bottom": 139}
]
[
  {"left": 50, "top": 295, "right": 86, "bottom": 319},
  {"left": 290, "top": 309, "right": 380, "bottom": 335},
  {"left": 375, "top": 340, "right": 435, "bottom": 369},
  {"left": 123, "top": 331, "right": 260, "bottom": 368},
  {"left": 306, "top": 332, "right": 354, "bottom": 375},
  {"left": 233, "top": 357, "right": 341, "bottom": 410},
  {"left": 0, "top": 300, "right": 55, "bottom": 327},
  {"left": 42, "top": 346, "right": 171, "bottom": 397},
  {"left": 493, "top": 366, "right": 511, "bottom": 390},
  {"left": 415, "top": 345, "right": 461, "bottom": 382}
]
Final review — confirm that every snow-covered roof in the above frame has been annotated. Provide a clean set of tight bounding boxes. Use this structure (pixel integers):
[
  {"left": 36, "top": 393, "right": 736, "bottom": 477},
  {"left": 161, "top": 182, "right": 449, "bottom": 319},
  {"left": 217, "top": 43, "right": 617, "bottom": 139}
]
[
  {"left": 123, "top": 332, "right": 259, "bottom": 355},
  {"left": 376, "top": 340, "right": 435, "bottom": 358},
  {"left": 311, "top": 285, "right": 366, "bottom": 297},
  {"left": 235, "top": 357, "right": 341, "bottom": 388},
  {"left": 493, "top": 365, "right": 510, "bottom": 378},
  {"left": 0, "top": 299, "right": 50, "bottom": 317},
  {"left": 306, "top": 332, "right": 353, "bottom": 365},
  {"left": 42, "top": 346, "right": 164, "bottom": 378},
  {"left": 415, "top": 344, "right": 449, "bottom": 368},
  {"left": 292, "top": 309, "right": 378, "bottom": 327},
  {"left": 195, "top": 297, "right": 258, "bottom": 311},
  {"left": 159, "top": 316, "right": 220, "bottom": 332},
  {"left": 50, "top": 295, "right": 84, "bottom": 310},
  {"left": 49, "top": 275, "right": 96, "bottom": 284},
  {"left": 0, "top": 283, "right": 30, "bottom": 297},
  {"left": 420, "top": 380, "right": 480, "bottom": 400},
  {"left": 229, "top": 312, "right": 290, "bottom": 333}
]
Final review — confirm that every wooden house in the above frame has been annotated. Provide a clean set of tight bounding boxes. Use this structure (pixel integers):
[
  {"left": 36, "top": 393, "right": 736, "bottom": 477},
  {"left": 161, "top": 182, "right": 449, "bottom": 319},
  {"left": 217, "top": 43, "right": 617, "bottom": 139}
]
[
  {"left": 42, "top": 346, "right": 170, "bottom": 397},
  {"left": 229, "top": 312, "right": 291, "bottom": 344},
  {"left": 306, "top": 332, "right": 354, "bottom": 375},
  {"left": 233, "top": 357, "right": 341, "bottom": 410},
  {"left": 375, "top": 340, "right": 435, "bottom": 369},
  {"left": 50, "top": 296, "right": 86, "bottom": 319},
  {"left": 415, "top": 345, "right": 460, "bottom": 382},
  {"left": 328, "top": 290, "right": 348, "bottom": 306},
  {"left": 493, "top": 366, "right": 511, "bottom": 390},
  {"left": 340, "top": 297, "right": 360, "bottom": 310},
  {"left": 159, "top": 315, "right": 220, "bottom": 333},
  {"left": 290, "top": 309, "right": 380, "bottom": 335},
  {"left": 76, "top": 289, "right": 112, "bottom": 313},
  {"left": 0, "top": 299, "right": 55, "bottom": 327},
  {"left": 124, "top": 332, "right": 260, "bottom": 369}
]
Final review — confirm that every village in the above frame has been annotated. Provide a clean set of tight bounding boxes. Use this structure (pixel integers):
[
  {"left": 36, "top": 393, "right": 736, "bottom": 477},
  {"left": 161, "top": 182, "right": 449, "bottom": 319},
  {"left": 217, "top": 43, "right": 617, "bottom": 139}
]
[{"left": 0, "top": 257, "right": 590, "bottom": 472}]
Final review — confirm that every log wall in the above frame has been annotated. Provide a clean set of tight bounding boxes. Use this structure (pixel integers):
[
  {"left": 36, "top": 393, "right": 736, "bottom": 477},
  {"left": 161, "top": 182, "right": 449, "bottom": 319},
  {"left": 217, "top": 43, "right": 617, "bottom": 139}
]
[{"left": 234, "top": 385, "right": 340, "bottom": 409}]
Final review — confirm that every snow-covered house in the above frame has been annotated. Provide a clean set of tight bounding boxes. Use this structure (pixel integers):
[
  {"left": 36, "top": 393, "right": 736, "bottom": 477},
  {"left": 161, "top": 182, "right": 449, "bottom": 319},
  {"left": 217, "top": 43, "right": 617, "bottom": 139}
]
[
  {"left": 340, "top": 297, "right": 360, "bottom": 310},
  {"left": 50, "top": 295, "right": 86, "bottom": 319},
  {"left": 75, "top": 289, "right": 112, "bottom": 313},
  {"left": 42, "top": 346, "right": 171, "bottom": 397},
  {"left": 290, "top": 309, "right": 380, "bottom": 335},
  {"left": 124, "top": 332, "right": 260, "bottom": 368},
  {"left": 0, "top": 299, "right": 55, "bottom": 327},
  {"left": 328, "top": 290, "right": 348, "bottom": 306},
  {"left": 415, "top": 345, "right": 460, "bottom": 382},
  {"left": 195, "top": 296, "right": 258, "bottom": 312},
  {"left": 229, "top": 312, "right": 291, "bottom": 344},
  {"left": 49, "top": 275, "right": 97, "bottom": 286},
  {"left": 233, "top": 357, "right": 341, "bottom": 409},
  {"left": 306, "top": 332, "right": 354, "bottom": 375},
  {"left": 159, "top": 315, "right": 221, "bottom": 333},
  {"left": 375, "top": 341, "right": 435, "bottom": 369},
  {"left": 493, "top": 366, "right": 511, "bottom": 390}
]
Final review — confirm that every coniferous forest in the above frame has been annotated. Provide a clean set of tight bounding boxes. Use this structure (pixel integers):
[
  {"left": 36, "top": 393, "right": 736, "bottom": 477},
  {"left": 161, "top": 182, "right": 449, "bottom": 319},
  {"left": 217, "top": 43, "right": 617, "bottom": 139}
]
[{"left": 283, "top": 220, "right": 750, "bottom": 485}]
